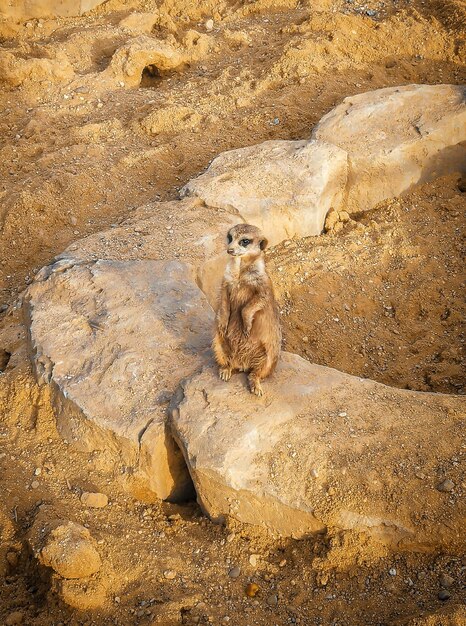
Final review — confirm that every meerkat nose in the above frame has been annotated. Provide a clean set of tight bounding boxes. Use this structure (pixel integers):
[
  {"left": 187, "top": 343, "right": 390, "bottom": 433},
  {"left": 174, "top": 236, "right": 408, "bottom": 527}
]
[{"left": 227, "top": 248, "right": 235, "bottom": 255}]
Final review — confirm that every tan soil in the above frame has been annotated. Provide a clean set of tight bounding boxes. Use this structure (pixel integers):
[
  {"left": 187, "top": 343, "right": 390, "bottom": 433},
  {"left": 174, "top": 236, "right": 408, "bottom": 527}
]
[
  {"left": 0, "top": 1, "right": 465, "bottom": 625},
  {"left": 269, "top": 175, "right": 465, "bottom": 395}
]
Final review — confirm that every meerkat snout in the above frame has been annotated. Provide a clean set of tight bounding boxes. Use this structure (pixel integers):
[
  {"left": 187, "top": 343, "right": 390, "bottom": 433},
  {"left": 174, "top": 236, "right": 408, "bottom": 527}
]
[{"left": 212, "top": 224, "right": 281, "bottom": 396}]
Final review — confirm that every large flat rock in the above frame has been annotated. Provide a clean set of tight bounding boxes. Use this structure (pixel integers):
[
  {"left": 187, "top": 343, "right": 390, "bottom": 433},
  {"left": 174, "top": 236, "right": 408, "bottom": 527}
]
[
  {"left": 0, "top": 1, "right": 105, "bottom": 18},
  {"left": 312, "top": 84, "right": 466, "bottom": 212},
  {"left": 181, "top": 140, "right": 348, "bottom": 245},
  {"left": 170, "top": 352, "right": 464, "bottom": 550},
  {"left": 26, "top": 258, "right": 214, "bottom": 501}
]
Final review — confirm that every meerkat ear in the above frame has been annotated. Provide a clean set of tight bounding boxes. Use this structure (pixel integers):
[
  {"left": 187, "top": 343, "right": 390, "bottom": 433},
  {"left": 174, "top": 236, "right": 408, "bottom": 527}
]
[{"left": 259, "top": 237, "right": 268, "bottom": 250}]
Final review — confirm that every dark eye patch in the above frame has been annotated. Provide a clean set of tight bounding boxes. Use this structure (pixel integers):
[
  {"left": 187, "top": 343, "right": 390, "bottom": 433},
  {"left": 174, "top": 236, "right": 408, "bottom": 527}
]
[
  {"left": 227, "top": 234, "right": 232, "bottom": 244},
  {"left": 239, "top": 238, "right": 251, "bottom": 247}
]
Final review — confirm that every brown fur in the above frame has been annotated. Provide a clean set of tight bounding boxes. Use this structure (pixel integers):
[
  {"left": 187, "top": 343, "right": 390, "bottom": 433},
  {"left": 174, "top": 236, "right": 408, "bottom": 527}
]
[{"left": 213, "top": 224, "right": 281, "bottom": 396}]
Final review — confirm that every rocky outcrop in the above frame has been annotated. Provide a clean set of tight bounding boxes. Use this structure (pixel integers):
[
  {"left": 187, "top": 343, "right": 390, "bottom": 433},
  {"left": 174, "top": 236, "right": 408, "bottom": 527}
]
[
  {"left": 312, "top": 84, "right": 466, "bottom": 212},
  {"left": 24, "top": 84, "right": 466, "bottom": 542},
  {"left": 170, "top": 352, "right": 464, "bottom": 550},
  {"left": 26, "top": 258, "right": 214, "bottom": 501},
  {"left": 0, "top": 1, "right": 105, "bottom": 19},
  {"left": 181, "top": 140, "right": 348, "bottom": 245}
]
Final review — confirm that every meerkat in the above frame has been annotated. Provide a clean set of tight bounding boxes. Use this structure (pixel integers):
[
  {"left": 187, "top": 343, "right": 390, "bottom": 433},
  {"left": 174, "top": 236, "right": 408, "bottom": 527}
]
[{"left": 212, "top": 224, "right": 281, "bottom": 396}]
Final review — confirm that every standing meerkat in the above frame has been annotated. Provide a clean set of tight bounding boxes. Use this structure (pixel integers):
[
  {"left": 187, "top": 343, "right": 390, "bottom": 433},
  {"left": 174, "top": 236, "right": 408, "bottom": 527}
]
[{"left": 212, "top": 224, "right": 281, "bottom": 396}]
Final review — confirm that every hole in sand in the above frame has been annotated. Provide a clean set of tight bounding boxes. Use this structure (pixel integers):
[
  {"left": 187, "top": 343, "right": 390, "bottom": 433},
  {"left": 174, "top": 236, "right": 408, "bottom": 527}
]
[
  {"left": 0, "top": 348, "right": 11, "bottom": 372},
  {"left": 140, "top": 64, "right": 163, "bottom": 88}
]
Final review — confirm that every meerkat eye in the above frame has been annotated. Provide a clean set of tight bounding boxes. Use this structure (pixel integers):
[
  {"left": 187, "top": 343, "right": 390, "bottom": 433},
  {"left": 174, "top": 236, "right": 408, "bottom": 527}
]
[
  {"left": 239, "top": 238, "right": 251, "bottom": 247},
  {"left": 227, "top": 234, "right": 232, "bottom": 244}
]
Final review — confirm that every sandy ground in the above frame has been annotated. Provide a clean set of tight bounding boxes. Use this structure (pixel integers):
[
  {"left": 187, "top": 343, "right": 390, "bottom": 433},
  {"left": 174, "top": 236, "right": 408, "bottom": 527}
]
[{"left": 0, "top": 0, "right": 465, "bottom": 624}]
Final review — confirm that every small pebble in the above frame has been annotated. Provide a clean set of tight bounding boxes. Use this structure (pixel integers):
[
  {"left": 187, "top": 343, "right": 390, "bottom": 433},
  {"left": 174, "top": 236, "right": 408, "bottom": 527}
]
[
  {"left": 205, "top": 19, "right": 214, "bottom": 31},
  {"left": 80, "top": 491, "right": 108, "bottom": 508},
  {"left": 438, "top": 589, "right": 451, "bottom": 601},
  {"left": 163, "top": 570, "right": 176, "bottom": 580},
  {"left": 31, "top": 481, "right": 39, "bottom": 489},
  {"left": 302, "top": 336, "right": 309, "bottom": 343},
  {"left": 6, "top": 551, "right": 19, "bottom": 568},
  {"left": 245, "top": 582, "right": 259, "bottom": 597},
  {"left": 6, "top": 612, "right": 24, "bottom": 625},
  {"left": 114, "top": 596, "right": 120, "bottom": 604},
  {"left": 267, "top": 594, "right": 278, "bottom": 606},
  {"left": 389, "top": 568, "right": 397, "bottom": 576},
  {"left": 338, "top": 412, "right": 347, "bottom": 417},
  {"left": 437, "top": 479, "right": 454, "bottom": 492},
  {"left": 439, "top": 573, "right": 454, "bottom": 588},
  {"left": 279, "top": 559, "right": 287, "bottom": 567},
  {"left": 34, "top": 468, "right": 41, "bottom": 476},
  {"left": 228, "top": 566, "right": 241, "bottom": 578},
  {"left": 272, "top": 117, "right": 280, "bottom": 125},
  {"left": 249, "top": 554, "right": 259, "bottom": 567}
]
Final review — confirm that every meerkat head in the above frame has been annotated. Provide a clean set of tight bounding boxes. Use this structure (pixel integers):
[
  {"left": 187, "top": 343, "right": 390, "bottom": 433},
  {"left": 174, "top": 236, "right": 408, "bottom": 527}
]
[{"left": 226, "top": 224, "right": 268, "bottom": 259}]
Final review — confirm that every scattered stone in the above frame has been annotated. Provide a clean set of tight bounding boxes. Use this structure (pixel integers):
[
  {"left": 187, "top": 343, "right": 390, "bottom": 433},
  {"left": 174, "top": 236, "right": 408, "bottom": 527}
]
[
  {"left": 39, "top": 521, "right": 101, "bottom": 579},
  {"left": 437, "top": 479, "right": 454, "bottom": 492},
  {"left": 249, "top": 554, "right": 259, "bottom": 567},
  {"left": 245, "top": 582, "right": 259, "bottom": 597},
  {"left": 228, "top": 566, "right": 241, "bottom": 578},
  {"left": 5, "top": 612, "right": 24, "bottom": 626},
  {"left": 389, "top": 568, "right": 397, "bottom": 576},
  {"left": 267, "top": 594, "right": 278, "bottom": 606},
  {"left": 438, "top": 589, "right": 451, "bottom": 601},
  {"left": 6, "top": 551, "right": 19, "bottom": 568},
  {"left": 439, "top": 573, "right": 454, "bottom": 588},
  {"left": 163, "top": 569, "right": 177, "bottom": 580},
  {"left": 279, "top": 559, "right": 287, "bottom": 567},
  {"left": 324, "top": 208, "right": 339, "bottom": 232},
  {"left": 34, "top": 468, "right": 41, "bottom": 476},
  {"left": 80, "top": 492, "right": 108, "bottom": 508},
  {"left": 31, "top": 481, "right": 39, "bottom": 489},
  {"left": 205, "top": 19, "right": 214, "bottom": 31}
]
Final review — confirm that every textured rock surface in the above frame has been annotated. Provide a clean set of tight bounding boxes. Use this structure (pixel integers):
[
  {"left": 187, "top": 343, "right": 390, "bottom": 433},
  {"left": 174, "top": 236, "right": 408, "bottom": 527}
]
[
  {"left": 35, "top": 521, "right": 101, "bottom": 579},
  {"left": 55, "top": 198, "right": 238, "bottom": 307},
  {"left": 312, "top": 84, "right": 466, "bottom": 212},
  {"left": 0, "top": 1, "right": 105, "bottom": 18},
  {"left": 171, "top": 352, "right": 464, "bottom": 548},
  {"left": 181, "top": 140, "right": 348, "bottom": 244},
  {"left": 26, "top": 258, "right": 214, "bottom": 501}
]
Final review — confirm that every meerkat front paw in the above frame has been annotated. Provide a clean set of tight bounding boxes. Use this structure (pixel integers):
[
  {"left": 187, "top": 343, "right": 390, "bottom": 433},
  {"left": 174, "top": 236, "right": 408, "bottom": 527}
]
[{"left": 219, "top": 367, "right": 232, "bottom": 381}]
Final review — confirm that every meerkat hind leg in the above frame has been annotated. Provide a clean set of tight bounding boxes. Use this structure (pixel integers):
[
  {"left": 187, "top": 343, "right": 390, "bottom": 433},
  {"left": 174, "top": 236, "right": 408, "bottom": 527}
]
[{"left": 213, "top": 334, "right": 233, "bottom": 382}]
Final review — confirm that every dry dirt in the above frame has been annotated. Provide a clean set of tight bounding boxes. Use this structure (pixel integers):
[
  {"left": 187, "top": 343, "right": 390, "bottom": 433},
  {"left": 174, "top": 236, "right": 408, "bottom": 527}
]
[{"left": 0, "top": 0, "right": 465, "bottom": 625}]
